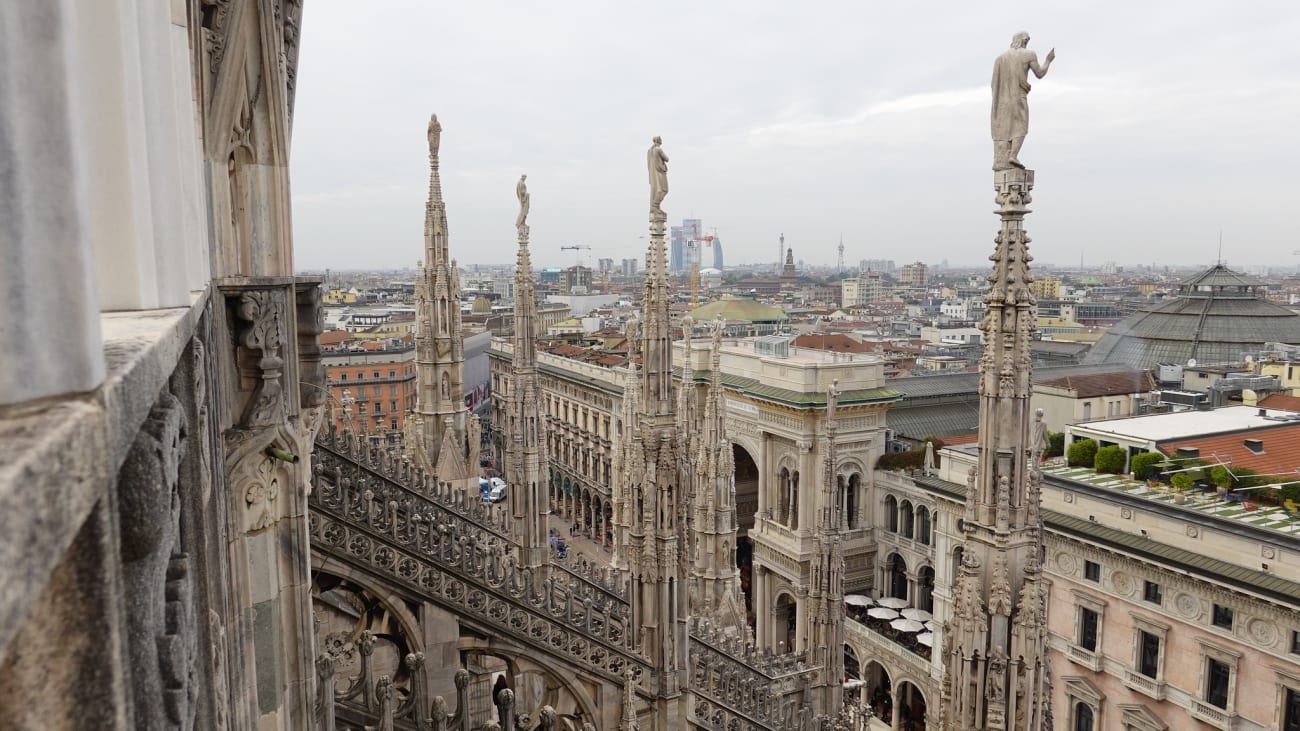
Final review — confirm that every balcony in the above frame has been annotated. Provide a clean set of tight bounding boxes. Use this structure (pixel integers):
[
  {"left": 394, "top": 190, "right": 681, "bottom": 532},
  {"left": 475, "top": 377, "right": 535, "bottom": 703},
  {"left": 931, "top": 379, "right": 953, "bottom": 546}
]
[
  {"left": 1122, "top": 669, "right": 1165, "bottom": 701},
  {"left": 1066, "top": 643, "right": 1103, "bottom": 672},
  {"left": 844, "top": 608, "right": 931, "bottom": 664},
  {"left": 1190, "top": 700, "right": 1235, "bottom": 730},
  {"left": 843, "top": 614, "right": 933, "bottom": 681}
]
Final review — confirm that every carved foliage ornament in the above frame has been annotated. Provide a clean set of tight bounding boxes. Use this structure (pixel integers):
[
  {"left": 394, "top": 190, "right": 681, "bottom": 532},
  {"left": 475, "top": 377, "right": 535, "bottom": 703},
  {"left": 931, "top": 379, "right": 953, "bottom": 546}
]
[{"left": 235, "top": 290, "right": 286, "bottom": 427}]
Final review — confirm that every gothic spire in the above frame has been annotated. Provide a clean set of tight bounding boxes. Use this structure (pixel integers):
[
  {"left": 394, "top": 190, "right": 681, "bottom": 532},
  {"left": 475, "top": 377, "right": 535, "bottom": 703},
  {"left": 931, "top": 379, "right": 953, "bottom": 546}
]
[
  {"left": 505, "top": 178, "right": 547, "bottom": 569},
  {"left": 412, "top": 113, "right": 470, "bottom": 480}
]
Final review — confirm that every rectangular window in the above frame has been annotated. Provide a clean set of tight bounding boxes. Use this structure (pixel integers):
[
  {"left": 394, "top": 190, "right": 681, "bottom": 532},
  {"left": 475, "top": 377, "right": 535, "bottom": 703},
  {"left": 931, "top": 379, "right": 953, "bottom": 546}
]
[
  {"left": 1143, "top": 581, "right": 1162, "bottom": 605},
  {"left": 1205, "top": 658, "right": 1231, "bottom": 709},
  {"left": 340, "top": 373, "right": 348, "bottom": 381},
  {"left": 390, "top": 400, "right": 397, "bottom": 411},
  {"left": 1084, "top": 560, "right": 1101, "bottom": 582},
  {"left": 1078, "top": 608, "right": 1098, "bottom": 651},
  {"left": 1285, "top": 687, "right": 1300, "bottom": 731},
  {"left": 389, "top": 369, "right": 396, "bottom": 377},
  {"left": 1292, "top": 630, "right": 1300, "bottom": 656},
  {"left": 373, "top": 370, "right": 380, "bottom": 378},
  {"left": 1137, "top": 631, "right": 1160, "bottom": 678},
  {"left": 390, "top": 385, "right": 398, "bottom": 396},
  {"left": 1212, "top": 604, "right": 1234, "bottom": 630}
]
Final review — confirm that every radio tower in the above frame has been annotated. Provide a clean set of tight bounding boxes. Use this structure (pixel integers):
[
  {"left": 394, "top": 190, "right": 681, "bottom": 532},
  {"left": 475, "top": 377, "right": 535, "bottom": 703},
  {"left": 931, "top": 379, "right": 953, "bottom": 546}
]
[
  {"left": 837, "top": 235, "right": 845, "bottom": 275},
  {"left": 777, "top": 233, "right": 785, "bottom": 272}
]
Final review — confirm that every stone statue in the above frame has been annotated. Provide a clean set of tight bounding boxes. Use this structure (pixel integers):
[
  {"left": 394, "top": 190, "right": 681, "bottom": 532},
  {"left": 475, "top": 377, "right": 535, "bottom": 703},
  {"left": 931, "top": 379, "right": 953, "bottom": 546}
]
[
  {"left": 515, "top": 174, "right": 529, "bottom": 230},
  {"left": 647, "top": 136, "right": 669, "bottom": 217},
  {"left": 991, "top": 32, "right": 1055, "bottom": 170},
  {"left": 427, "top": 113, "right": 442, "bottom": 157}
]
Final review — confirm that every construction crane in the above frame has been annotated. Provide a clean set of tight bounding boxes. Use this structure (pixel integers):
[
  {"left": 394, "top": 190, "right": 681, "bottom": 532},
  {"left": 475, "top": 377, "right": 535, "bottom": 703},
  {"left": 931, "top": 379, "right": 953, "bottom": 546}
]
[
  {"left": 687, "top": 235, "right": 715, "bottom": 309},
  {"left": 560, "top": 244, "right": 591, "bottom": 267}
]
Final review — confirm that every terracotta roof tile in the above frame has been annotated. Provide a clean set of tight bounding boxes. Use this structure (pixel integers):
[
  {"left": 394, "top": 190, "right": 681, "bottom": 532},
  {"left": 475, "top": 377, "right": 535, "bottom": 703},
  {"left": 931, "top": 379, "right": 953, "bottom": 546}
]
[
  {"left": 1159, "top": 422, "right": 1300, "bottom": 475},
  {"left": 1036, "top": 370, "right": 1154, "bottom": 398},
  {"left": 1260, "top": 393, "right": 1300, "bottom": 412}
]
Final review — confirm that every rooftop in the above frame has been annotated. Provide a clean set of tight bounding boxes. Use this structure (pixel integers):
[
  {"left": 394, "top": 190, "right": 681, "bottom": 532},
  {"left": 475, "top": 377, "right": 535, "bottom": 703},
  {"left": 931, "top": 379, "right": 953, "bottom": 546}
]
[
  {"left": 1036, "top": 370, "right": 1154, "bottom": 398},
  {"left": 1159, "top": 422, "right": 1300, "bottom": 475},
  {"left": 1070, "top": 405, "right": 1300, "bottom": 443}
]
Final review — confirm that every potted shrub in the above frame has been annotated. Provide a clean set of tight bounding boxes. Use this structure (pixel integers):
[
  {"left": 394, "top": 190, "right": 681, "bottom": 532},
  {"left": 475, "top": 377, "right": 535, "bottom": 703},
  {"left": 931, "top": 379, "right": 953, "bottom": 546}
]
[
  {"left": 1171, "top": 472, "right": 1193, "bottom": 503},
  {"left": 1093, "top": 445, "right": 1126, "bottom": 475},
  {"left": 1067, "top": 439, "right": 1098, "bottom": 468}
]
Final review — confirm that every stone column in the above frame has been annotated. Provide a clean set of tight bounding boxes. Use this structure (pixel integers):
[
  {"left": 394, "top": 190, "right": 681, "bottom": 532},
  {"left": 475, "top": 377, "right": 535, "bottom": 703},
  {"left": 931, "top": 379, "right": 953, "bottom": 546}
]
[{"left": 0, "top": 0, "right": 106, "bottom": 405}]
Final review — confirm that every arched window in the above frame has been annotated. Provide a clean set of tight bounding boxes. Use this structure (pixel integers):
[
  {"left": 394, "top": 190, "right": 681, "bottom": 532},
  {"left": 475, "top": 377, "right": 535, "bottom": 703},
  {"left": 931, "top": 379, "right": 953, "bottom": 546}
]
[
  {"left": 847, "top": 474, "right": 861, "bottom": 529},
  {"left": 778, "top": 468, "right": 792, "bottom": 525},
  {"left": 888, "top": 553, "right": 909, "bottom": 600},
  {"left": 789, "top": 471, "right": 800, "bottom": 530},
  {"left": 900, "top": 500, "right": 915, "bottom": 539},
  {"left": 1073, "top": 702, "right": 1094, "bottom": 731},
  {"left": 916, "top": 506, "right": 932, "bottom": 545},
  {"left": 885, "top": 495, "right": 898, "bottom": 532},
  {"left": 917, "top": 566, "right": 935, "bottom": 613},
  {"left": 952, "top": 546, "right": 964, "bottom": 579}
]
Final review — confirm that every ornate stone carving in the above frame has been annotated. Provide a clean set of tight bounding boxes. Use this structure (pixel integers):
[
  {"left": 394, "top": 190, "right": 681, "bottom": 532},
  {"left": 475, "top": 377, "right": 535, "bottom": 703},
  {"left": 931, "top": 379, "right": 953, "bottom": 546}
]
[
  {"left": 1175, "top": 592, "right": 1201, "bottom": 619},
  {"left": 234, "top": 290, "right": 286, "bottom": 427},
  {"left": 1110, "top": 570, "right": 1135, "bottom": 597}
]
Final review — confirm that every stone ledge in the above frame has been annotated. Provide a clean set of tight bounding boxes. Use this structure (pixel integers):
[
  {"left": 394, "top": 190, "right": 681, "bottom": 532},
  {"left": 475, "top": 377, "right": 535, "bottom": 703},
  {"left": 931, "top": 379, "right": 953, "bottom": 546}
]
[{"left": 0, "top": 290, "right": 207, "bottom": 661}]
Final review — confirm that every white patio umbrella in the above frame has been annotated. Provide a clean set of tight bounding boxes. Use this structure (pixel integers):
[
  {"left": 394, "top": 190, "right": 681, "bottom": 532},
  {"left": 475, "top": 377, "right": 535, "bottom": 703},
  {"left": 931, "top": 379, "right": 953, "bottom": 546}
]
[
  {"left": 916, "top": 632, "right": 934, "bottom": 646},
  {"left": 901, "top": 608, "right": 932, "bottom": 622},
  {"left": 844, "top": 594, "right": 873, "bottom": 607},
  {"left": 876, "top": 597, "right": 909, "bottom": 609},
  {"left": 890, "top": 618, "right": 926, "bottom": 633},
  {"left": 924, "top": 621, "right": 937, "bottom": 632},
  {"left": 867, "top": 607, "right": 900, "bottom": 620}
]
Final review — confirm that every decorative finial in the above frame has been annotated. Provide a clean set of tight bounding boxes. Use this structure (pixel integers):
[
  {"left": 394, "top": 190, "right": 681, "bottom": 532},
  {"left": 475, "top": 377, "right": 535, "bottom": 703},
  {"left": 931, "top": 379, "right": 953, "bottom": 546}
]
[{"left": 427, "top": 113, "right": 442, "bottom": 157}]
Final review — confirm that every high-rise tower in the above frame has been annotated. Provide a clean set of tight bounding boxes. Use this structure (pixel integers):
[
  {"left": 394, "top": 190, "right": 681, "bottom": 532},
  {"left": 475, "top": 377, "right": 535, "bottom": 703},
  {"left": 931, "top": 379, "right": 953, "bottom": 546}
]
[{"left": 409, "top": 114, "right": 474, "bottom": 480}]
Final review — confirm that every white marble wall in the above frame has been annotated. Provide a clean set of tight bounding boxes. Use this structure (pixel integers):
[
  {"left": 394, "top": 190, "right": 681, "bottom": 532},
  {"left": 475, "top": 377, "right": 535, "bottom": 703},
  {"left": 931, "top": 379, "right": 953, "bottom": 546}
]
[
  {"left": 0, "top": 0, "right": 212, "bottom": 407},
  {"left": 0, "top": 1, "right": 106, "bottom": 405}
]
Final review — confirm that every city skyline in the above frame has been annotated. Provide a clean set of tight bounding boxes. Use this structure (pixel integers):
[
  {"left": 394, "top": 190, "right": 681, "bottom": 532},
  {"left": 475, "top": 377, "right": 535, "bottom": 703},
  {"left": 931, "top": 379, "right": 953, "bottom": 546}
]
[{"left": 291, "top": 2, "right": 1299, "bottom": 271}]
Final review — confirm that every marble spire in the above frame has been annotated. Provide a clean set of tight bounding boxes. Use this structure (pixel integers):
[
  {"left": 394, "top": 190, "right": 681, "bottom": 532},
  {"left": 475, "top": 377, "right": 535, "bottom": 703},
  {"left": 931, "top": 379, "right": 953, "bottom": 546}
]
[
  {"left": 616, "top": 135, "right": 688, "bottom": 726},
  {"left": 688, "top": 320, "right": 745, "bottom": 633},
  {"left": 504, "top": 177, "right": 548, "bottom": 570},
  {"left": 412, "top": 113, "right": 471, "bottom": 480},
  {"left": 809, "top": 379, "right": 845, "bottom": 716},
  {"left": 940, "top": 67, "right": 1052, "bottom": 726}
]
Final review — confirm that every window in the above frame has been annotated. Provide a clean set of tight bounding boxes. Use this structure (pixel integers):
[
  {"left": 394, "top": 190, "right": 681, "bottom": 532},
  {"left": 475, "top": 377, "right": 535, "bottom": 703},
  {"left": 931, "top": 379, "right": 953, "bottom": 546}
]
[
  {"left": 1083, "top": 402, "right": 1092, "bottom": 420},
  {"left": 390, "top": 419, "right": 398, "bottom": 431},
  {"left": 885, "top": 495, "right": 898, "bottom": 532},
  {"left": 390, "top": 384, "right": 398, "bottom": 396},
  {"left": 1196, "top": 639, "right": 1240, "bottom": 719},
  {"left": 1084, "top": 560, "right": 1101, "bottom": 582},
  {"left": 1137, "top": 631, "right": 1161, "bottom": 678},
  {"left": 1212, "top": 604, "right": 1234, "bottom": 630},
  {"left": 340, "top": 373, "right": 348, "bottom": 381},
  {"left": 372, "top": 370, "right": 380, "bottom": 378},
  {"left": 1291, "top": 631, "right": 1300, "bottom": 656},
  {"left": 389, "top": 369, "right": 396, "bottom": 377},
  {"left": 1079, "top": 608, "right": 1099, "bottom": 651},
  {"left": 1143, "top": 581, "right": 1162, "bottom": 605},
  {"left": 900, "top": 501, "right": 914, "bottom": 539},
  {"left": 916, "top": 506, "right": 931, "bottom": 545},
  {"left": 1284, "top": 687, "right": 1300, "bottom": 731},
  {"left": 1205, "top": 658, "right": 1231, "bottom": 709},
  {"left": 1073, "top": 702, "right": 1094, "bottom": 731}
]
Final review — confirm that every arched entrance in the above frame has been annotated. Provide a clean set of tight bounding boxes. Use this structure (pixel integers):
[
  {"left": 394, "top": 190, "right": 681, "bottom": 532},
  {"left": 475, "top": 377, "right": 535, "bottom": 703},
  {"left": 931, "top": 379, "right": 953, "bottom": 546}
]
[
  {"left": 863, "top": 661, "right": 891, "bottom": 721},
  {"left": 774, "top": 592, "right": 798, "bottom": 653},
  {"left": 894, "top": 681, "right": 927, "bottom": 731},
  {"left": 733, "top": 443, "right": 759, "bottom": 617}
]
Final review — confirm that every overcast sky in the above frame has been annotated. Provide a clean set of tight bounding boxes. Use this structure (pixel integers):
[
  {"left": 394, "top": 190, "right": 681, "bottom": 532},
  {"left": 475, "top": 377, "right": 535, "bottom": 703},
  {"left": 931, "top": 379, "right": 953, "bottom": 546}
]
[{"left": 290, "top": 1, "right": 1300, "bottom": 272}]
